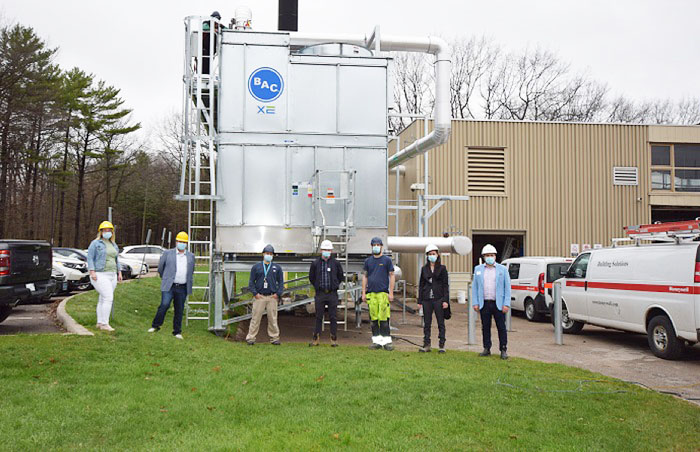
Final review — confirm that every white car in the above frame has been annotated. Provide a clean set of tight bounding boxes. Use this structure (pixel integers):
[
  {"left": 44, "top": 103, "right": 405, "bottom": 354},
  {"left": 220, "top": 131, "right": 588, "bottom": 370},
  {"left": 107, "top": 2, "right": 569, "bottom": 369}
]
[
  {"left": 502, "top": 257, "right": 573, "bottom": 321},
  {"left": 52, "top": 253, "right": 91, "bottom": 291},
  {"left": 118, "top": 256, "right": 150, "bottom": 278},
  {"left": 120, "top": 245, "right": 165, "bottom": 267},
  {"left": 558, "top": 220, "right": 700, "bottom": 360}
]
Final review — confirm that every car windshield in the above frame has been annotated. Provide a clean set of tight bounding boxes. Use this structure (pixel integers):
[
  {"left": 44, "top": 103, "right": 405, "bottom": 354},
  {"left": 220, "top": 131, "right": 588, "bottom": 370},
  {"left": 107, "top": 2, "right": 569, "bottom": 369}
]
[{"left": 547, "top": 263, "right": 570, "bottom": 282}]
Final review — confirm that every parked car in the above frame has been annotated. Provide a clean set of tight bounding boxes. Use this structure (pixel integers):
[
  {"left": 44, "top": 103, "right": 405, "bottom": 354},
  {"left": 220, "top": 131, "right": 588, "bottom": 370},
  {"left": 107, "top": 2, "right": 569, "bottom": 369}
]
[
  {"left": 52, "top": 264, "right": 70, "bottom": 294},
  {"left": 557, "top": 220, "right": 700, "bottom": 360},
  {"left": 118, "top": 255, "right": 150, "bottom": 278},
  {"left": 0, "top": 240, "right": 55, "bottom": 324},
  {"left": 120, "top": 245, "right": 165, "bottom": 267},
  {"left": 55, "top": 247, "right": 135, "bottom": 280},
  {"left": 502, "top": 257, "right": 574, "bottom": 321},
  {"left": 52, "top": 253, "right": 90, "bottom": 291}
]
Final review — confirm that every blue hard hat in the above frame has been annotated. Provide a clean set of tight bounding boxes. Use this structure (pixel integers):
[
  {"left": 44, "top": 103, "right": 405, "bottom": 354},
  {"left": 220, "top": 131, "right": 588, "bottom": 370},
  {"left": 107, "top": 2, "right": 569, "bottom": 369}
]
[
  {"left": 370, "top": 237, "right": 383, "bottom": 245},
  {"left": 263, "top": 244, "right": 275, "bottom": 254},
  {"left": 211, "top": 11, "right": 222, "bottom": 19}
]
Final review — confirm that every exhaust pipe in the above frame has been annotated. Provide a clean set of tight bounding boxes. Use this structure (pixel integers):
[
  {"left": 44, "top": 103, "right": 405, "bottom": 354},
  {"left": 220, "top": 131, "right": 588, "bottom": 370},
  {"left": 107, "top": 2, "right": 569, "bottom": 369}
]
[{"left": 278, "top": 0, "right": 298, "bottom": 32}]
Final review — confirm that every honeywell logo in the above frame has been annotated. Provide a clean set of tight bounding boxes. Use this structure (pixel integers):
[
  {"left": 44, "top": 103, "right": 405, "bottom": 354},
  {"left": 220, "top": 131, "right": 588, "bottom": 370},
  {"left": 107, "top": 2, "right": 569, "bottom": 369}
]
[{"left": 668, "top": 286, "right": 690, "bottom": 293}]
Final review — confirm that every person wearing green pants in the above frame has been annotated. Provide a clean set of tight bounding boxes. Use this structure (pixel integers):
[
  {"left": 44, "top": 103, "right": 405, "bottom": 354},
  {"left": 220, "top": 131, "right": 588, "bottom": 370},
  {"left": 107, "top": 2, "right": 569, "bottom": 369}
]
[{"left": 361, "top": 237, "right": 395, "bottom": 351}]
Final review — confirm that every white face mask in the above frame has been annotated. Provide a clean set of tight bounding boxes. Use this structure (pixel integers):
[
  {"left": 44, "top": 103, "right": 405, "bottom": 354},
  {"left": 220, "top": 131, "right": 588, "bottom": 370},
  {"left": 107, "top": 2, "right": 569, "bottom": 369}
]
[{"left": 102, "top": 231, "right": 113, "bottom": 240}]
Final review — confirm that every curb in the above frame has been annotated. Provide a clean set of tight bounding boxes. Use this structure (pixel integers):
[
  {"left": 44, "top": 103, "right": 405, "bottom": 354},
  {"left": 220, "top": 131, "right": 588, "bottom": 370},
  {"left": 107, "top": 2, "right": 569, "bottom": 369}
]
[{"left": 57, "top": 295, "right": 94, "bottom": 336}]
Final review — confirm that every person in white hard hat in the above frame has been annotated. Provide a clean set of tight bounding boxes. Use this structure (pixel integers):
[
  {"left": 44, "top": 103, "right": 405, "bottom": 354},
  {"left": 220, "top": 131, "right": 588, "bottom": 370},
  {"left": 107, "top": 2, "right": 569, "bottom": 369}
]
[
  {"left": 471, "top": 244, "right": 511, "bottom": 359},
  {"left": 308, "top": 240, "right": 345, "bottom": 347},
  {"left": 418, "top": 244, "right": 450, "bottom": 353}
]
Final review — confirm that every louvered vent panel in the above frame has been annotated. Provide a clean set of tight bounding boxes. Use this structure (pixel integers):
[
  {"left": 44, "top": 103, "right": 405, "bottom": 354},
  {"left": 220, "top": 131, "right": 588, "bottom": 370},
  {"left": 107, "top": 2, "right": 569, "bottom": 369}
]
[
  {"left": 467, "top": 148, "right": 506, "bottom": 194},
  {"left": 613, "top": 166, "right": 638, "bottom": 186}
]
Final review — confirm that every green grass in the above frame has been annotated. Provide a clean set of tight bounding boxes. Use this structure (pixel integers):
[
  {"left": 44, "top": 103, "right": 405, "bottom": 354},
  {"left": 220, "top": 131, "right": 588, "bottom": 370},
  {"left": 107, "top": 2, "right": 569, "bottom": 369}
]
[{"left": 1, "top": 278, "right": 699, "bottom": 451}]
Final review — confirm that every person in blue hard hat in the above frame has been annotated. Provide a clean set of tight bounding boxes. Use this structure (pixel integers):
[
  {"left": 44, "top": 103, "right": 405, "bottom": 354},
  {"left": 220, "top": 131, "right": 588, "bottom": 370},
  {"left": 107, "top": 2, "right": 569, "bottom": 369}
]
[
  {"left": 246, "top": 244, "right": 284, "bottom": 345},
  {"left": 361, "top": 237, "right": 395, "bottom": 351}
]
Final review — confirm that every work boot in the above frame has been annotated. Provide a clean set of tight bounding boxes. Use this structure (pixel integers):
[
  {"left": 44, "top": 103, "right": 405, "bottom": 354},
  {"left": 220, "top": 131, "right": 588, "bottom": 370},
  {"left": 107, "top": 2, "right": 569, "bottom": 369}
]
[
  {"left": 479, "top": 349, "right": 491, "bottom": 357},
  {"left": 500, "top": 350, "right": 508, "bottom": 360},
  {"left": 438, "top": 347, "right": 446, "bottom": 354},
  {"left": 383, "top": 342, "right": 395, "bottom": 351},
  {"left": 246, "top": 340, "right": 255, "bottom": 346},
  {"left": 369, "top": 343, "right": 382, "bottom": 350},
  {"left": 419, "top": 344, "right": 431, "bottom": 353},
  {"left": 309, "top": 334, "right": 320, "bottom": 347},
  {"left": 330, "top": 336, "right": 338, "bottom": 347},
  {"left": 271, "top": 340, "right": 281, "bottom": 346}
]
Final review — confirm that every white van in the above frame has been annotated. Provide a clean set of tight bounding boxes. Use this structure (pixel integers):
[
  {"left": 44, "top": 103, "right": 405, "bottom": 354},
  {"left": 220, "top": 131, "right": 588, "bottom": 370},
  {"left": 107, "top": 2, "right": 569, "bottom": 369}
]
[
  {"left": 502, "top": 257, "right": 573, "bottom": 321},
  {"left": 558, "top": 221, "right": 700, "bottom": 359}
]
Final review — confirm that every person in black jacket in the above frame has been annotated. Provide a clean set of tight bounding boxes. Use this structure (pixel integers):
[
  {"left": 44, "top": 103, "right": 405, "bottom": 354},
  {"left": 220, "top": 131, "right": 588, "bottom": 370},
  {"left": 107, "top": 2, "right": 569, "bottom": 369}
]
[
  {"left": 308, "top": 240, "right": 345, "bottom": 347},
  {"left": 418, "top": 244, "right": 450, "bottom": 353}
]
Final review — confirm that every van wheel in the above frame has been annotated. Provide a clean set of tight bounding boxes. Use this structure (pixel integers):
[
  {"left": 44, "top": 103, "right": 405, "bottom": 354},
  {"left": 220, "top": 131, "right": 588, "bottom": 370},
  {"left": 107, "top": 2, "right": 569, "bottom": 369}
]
[
  {"left": 0, "top": 305, "right": 12, "bottom": 324},
  {"left": 647, "top": 315, "right": 684, "bottom": 360},
  {"left": 558, "top": 300, "right": 584, "bottom": 334},
  {"left": 524, "top": 298, "right": 544, "bottom": 322}
]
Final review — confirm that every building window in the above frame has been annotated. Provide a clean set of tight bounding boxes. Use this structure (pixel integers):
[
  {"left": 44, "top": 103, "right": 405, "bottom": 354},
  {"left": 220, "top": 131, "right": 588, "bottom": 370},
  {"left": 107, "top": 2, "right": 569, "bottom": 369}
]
[
  {"left": 466, "top": 147, "right": 506, "bottom": 195},
  {"left": 650, "top": 144, "right": 700, "bottom": 192}
]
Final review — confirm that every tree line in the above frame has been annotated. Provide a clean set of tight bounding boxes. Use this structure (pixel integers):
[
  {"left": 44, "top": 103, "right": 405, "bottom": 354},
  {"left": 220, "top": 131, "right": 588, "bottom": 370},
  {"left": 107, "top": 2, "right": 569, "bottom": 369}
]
[
  {"left": 0, "top": 23, "right": 185, "bottom": 248},
  {"left": 391, "top": 36, "right": 700, "bottom": 130}
]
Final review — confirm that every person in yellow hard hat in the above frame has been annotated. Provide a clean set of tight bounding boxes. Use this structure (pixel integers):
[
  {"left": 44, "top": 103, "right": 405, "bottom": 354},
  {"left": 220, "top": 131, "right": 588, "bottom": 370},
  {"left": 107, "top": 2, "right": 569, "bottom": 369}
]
[
  {"left": 87, "top": 221, "right": 122, "bottom": 331},
  {"left": 148, "top": 231, "right": 195, "bottom": 339}
]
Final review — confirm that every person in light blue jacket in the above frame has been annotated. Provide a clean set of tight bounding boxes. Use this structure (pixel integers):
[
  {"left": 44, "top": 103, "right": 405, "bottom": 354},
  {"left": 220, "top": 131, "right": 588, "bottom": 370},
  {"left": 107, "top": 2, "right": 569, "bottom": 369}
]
[
  {"left": 472, "top": 244, "right": 511, "bottom": 360},
  {"left": 87, "top": 221, "right": 122, "bottom": 331}
]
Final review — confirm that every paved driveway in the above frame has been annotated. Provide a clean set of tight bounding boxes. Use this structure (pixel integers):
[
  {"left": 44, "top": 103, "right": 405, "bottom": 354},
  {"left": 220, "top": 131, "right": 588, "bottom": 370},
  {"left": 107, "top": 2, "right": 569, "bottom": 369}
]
[{"left": 0, "top": 301, "right": 65, "bottom": 335}]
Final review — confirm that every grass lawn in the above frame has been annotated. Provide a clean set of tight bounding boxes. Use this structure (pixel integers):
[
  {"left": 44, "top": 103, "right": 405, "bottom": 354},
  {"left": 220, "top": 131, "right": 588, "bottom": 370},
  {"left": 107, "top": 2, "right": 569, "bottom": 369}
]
[{"left": 1, "top": 277, "right": 699, "bottom": 451}]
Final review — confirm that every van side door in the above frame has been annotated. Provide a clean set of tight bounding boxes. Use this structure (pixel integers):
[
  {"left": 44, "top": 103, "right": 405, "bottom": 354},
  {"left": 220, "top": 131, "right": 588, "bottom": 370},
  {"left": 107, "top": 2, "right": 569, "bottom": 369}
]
[
  {"left": 563, "top": 253, "right": 591, "bottom": 322},
  {"left": 506, "top": 262, "right": 521, "bottom": 310}
]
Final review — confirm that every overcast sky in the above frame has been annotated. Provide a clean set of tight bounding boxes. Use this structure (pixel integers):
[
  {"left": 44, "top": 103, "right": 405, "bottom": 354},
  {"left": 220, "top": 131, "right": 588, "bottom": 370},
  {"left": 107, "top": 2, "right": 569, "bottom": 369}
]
[{"left": 2, "top": 0, "right": 699, "bottom": 140}]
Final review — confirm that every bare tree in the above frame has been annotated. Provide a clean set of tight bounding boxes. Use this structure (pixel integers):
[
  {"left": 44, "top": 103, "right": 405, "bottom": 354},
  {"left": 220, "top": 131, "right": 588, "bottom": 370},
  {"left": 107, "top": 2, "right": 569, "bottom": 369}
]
[
  {"left": 450, "top": 36, "right": 499, "bottom": 119},
  {"left": 390, "top": 52, "right": 432, "bottom": 132}
]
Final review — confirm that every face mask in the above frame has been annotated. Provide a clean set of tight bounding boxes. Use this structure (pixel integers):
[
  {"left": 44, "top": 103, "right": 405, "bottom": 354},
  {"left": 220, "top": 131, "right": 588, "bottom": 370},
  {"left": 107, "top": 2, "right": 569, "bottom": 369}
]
[
  {"left": 263, "top": 254, "right": 273, "bottom": 263},
  {"left": 428, "top": 255, "right": 437, "bottom": 263},
  {"left": 102, "top": 231, "right": 112, "bottom": 240},
  {"left": 322, "top": 251, "right": 331, "bottom": 259},
  {"left": 177, "top": 243, "right": 186, "bottom": 251},
  {"left": 372, "top": 246, "right": 381, "bottom": 255},
  {"left": 485, "top": 256, "right": 496, "bottom": 266}
]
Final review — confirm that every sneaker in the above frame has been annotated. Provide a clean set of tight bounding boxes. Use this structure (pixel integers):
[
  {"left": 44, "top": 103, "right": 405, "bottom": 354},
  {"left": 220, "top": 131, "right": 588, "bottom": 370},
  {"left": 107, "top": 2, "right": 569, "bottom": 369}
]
[
  {"left": 271, "top": 340, "right": 281, "bottom": 346},
  {"left": 419, "top": 345, "right": 431, "bottom": 353},
  {"left": 147, "top": 327, "right": 157, "bottom": 333},
  {"left": 102, "top": 325, "right": 115, "bottom": 332},
  {"left": 500, "top": 350, "right": 508, "bottom": 360},
  {"left": 96, "top": 323, "right": 104, "bottom": 329},
  {"left": 438, "top": 347, "right": 446, "bottom": 354},
  {"left": 369, "top": 343, "right": 382, "bottom": 350},
  {"left": 174, "top": 334, "right": 184, "bottom": 340},
  {"left": 383, "top": 343, "right": 395, "bottom": 351},
  {"left": 479, "top": 349, "right": 491, "bottom": 357},
  {"left": 246, "top": 340, "right": 255, "bottom": 346}
]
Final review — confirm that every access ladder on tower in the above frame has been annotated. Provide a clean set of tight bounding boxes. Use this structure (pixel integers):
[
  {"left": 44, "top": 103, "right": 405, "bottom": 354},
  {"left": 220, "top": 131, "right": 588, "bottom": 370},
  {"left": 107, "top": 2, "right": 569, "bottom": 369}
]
[{"left": 179, "top": 16, "right": 223, "bottom": 325}]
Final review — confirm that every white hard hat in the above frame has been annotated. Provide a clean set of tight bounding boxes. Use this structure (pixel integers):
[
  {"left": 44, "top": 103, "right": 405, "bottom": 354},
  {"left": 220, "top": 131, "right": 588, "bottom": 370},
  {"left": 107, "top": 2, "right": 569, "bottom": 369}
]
[
  {"left": 481, "top": 244, "right": 497, "bottom": 255},
  {"left": 425, "top": 244, "right": 439, "bottom": 254},
  {"left": 320, "top": 240, "right": 333, "bottom": 250}
]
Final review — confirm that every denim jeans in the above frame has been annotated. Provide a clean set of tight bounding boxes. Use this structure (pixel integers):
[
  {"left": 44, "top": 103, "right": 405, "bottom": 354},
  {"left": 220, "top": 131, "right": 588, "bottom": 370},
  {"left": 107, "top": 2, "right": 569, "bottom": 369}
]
[{"left": 152, "top": 284, "right": 187, "bottom": 335}]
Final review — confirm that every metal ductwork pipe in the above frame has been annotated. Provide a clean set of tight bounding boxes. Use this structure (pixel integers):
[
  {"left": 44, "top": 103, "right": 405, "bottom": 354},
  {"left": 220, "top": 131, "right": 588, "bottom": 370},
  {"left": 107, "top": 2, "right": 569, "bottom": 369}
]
[
  {"left": 287, "top": 32, "right": 452, "bottom": 168},
  {"left": 387, "top": 236, "right": 472, "bottom": 256},
  {"left": 278, "top": 0, "right": 298, "bottom": 32}
]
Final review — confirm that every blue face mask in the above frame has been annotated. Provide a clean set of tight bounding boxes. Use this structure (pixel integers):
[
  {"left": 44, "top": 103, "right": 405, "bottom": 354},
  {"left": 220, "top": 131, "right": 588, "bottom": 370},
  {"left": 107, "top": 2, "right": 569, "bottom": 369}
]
[
  {"left": 177, "top": 243, "right": 186, "bottom": 251},
  {"left": 263, "top": 254, "right": 273, "bottom": 263},
  {"left": 102, "top": 231, "right": 112, "bottom": 240},
  {"left": 372, "top": 245, "right": 381, "bottom": 255},
  {"left": 485, "top": 256, "right": 496, "bottom": 266},
  {"left": 322, "top": 251, "right": 331, "bottom": 259},
  {"left": 428, "top": 254, "right": 438, "bottom": 263}
]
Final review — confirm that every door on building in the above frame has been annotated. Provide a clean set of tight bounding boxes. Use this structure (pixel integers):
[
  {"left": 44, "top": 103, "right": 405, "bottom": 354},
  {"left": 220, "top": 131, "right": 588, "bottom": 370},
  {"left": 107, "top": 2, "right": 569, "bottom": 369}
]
[
  {"left": 471, "top": 232, "right": 525, "bottom": 268},
  {"left": 651, "top": 206, "right": 700, "bottom": 223}
]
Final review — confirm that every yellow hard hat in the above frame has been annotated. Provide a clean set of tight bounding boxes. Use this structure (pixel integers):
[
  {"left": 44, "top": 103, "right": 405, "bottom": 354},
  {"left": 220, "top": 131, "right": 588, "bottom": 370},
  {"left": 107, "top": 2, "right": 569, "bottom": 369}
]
[
  {"left": 176, "top": 231, "right": 189, "bottom": 242},
  {"left": 98, "top": 221, "right": 114, "bottom": 231}
]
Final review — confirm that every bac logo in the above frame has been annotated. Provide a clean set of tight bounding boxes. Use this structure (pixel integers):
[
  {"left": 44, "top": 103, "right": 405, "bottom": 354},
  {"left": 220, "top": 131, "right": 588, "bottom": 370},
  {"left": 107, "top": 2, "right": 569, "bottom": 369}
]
[{"left": 248, "top": 67, "right": 284, "bottom": 102}]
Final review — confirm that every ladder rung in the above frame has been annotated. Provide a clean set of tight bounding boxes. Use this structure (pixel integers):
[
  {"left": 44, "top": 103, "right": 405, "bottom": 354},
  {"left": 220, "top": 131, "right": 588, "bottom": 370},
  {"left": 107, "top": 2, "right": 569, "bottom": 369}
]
[
  {"left": 189, "top": 240, "right": 211, "bottom": 244},
  {"left": 190, "top": 211, "right": 212, "bottom": 214},
  {"left": 195, "top": 256, "right": 211, "bottom": 259},
  {"left": 192, "top": 285, "right": 209, "bottom": 290},
  {"left": 187, "top": 302, "right": 209, "bottom": 305},
  {"left": 187, "top": 316, "right": 209, "bottom": 320},
  {"left": 189, "top": 226, "right": 211, "bottom": 229}
]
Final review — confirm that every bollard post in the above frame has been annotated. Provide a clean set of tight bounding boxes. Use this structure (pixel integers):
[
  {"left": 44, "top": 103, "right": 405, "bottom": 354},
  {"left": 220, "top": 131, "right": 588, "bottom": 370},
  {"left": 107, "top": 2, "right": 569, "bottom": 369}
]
[
  {"left": 467, "top": 283, "right": 477, "bottom": 345},
  {"left": 553, "top": 280, "right": 563, "bottom": 345},
  {"left": 506, "top": 307, "right": 512, "bottom": 332}
]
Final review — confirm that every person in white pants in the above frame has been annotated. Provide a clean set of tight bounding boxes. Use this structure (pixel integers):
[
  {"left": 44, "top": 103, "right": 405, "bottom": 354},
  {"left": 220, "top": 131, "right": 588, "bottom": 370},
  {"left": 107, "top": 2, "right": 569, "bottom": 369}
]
[{"left": 86, "top": 221, "right": 122, "bottom": 331}]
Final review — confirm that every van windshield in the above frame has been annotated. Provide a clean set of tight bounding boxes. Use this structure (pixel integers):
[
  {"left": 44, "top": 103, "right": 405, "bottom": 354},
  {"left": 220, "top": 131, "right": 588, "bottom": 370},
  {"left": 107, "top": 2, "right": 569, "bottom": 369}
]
[{"left": 547, "top": 263, "right": 570, "bottom": 282}]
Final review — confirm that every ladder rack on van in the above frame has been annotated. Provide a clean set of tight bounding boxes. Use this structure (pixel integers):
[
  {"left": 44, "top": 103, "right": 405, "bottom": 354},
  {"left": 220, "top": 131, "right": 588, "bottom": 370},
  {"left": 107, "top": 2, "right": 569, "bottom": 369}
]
[{"left": 614, "top": 219, "right": 700, "bottom": 246}]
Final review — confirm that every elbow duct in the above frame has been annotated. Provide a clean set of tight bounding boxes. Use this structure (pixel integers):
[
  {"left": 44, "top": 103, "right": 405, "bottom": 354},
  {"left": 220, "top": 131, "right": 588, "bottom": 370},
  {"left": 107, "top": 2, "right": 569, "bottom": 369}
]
[{"left": 287, "top": 33, "right": 452, "bottom": 169}]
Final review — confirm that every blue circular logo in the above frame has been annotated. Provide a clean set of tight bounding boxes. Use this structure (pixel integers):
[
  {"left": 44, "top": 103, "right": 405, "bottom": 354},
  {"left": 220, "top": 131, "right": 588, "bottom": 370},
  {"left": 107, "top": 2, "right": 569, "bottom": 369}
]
[{"left": 248, "top": 67, "right": 284, "bottom": 102}]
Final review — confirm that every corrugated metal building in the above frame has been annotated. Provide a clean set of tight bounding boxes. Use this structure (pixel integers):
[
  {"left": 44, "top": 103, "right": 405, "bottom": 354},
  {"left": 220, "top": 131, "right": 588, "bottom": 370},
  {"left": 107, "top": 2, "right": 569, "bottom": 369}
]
[{"left": 390, "top": 119, "right": 700, "bottom": 285}]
